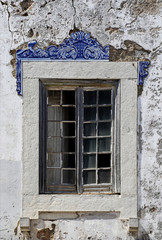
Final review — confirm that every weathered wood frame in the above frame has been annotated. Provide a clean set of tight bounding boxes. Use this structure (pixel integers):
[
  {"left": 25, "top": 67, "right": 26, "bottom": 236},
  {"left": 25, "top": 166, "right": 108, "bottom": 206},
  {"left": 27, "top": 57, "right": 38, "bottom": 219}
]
[{"left": 39, "top": 81, "right": 119, "bottom": 194}]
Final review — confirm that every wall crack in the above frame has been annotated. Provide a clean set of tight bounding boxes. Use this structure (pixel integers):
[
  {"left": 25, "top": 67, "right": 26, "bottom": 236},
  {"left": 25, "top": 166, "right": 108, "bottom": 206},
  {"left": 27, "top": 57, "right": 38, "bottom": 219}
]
[
  {"left": 71, "top": 0, "right": 77, "bottom": 30},
  {"left": 4, "top": 1, "right": 14, "bottom": 49}
]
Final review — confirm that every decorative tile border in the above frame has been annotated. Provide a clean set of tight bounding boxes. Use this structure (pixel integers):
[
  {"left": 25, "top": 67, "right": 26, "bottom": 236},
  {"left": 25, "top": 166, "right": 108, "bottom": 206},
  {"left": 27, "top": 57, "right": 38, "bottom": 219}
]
[
  {"left": 138, "top": 61, "right": 150, "bottom": 85},
  {"left": 16, "top": 31, "right": 109, "bottom": 95},
  {"left": 16, "top": 31, "right": 150, "bottom": 95}
]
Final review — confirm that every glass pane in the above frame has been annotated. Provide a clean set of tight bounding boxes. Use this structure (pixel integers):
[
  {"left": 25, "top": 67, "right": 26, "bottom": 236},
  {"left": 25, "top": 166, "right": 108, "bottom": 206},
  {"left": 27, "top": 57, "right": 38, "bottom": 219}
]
[
  {"left": 62, "top": 107, "right": 75, "bottom": 121},
  {"left": 48, "top": 90, "right": 61, "bottom": 105},
  {"left": 98, "top": 138, "right": 111, "bottom": 152},
  {"left": 47, "top": 168, "right": 61, "bottom": 185},
  {"left": 63, "top": 138, "right": 75, "bottom": 152},
  {"left": 47, "top": 153, "right": 60, "bottom": 167},
  {"left": 62, "top": 154, "right": 75, "bottom": 168},
  {"left": 84, "top": 139, "right": 96, "bottom": 152},
  {"left": 84, "top": 107, "right": 96, "bottom": 121},
  {"left": 99, "top": 90, "right": 111, "bottom": 104},
  {"left": 98, "top": 122, "right": 111, "bottom": 136},
  {"left": 98, "top": 154, "right": 111, "bottom": 168},
  {"left": 83, "top": 170, "right": 96, "bottom": 184},
  {"left": 83, "top": 154, "right": 96, "bottom": 168},
  {"left": 48, "top": 107, "right": 62, "bottom": 121},
  {"left": 63, "top": 170, "right": 75, "bottom": 184},
  {"left": 63, "top": 123, "right": 75, "bottom": 136},
  {"left": 84, "top": 123, "right": 96, "bottom": 136},
  {"left": 84, "top": 91, "right": 97, "bottom": 105},
  {"left": 98, "top": 170, "right": 111, "bottom": 183},
  {"left": 48, "top": 122, "right": 61, "bottom": 137},
  {"left": 47, "top": 137, "right": 61, "bottom": 152},
  {"left": 62, "top": 91, "right": 75, "bottom": 105},
  {"left": 98, "top": 107, "right": 111, "bottom": 120}
]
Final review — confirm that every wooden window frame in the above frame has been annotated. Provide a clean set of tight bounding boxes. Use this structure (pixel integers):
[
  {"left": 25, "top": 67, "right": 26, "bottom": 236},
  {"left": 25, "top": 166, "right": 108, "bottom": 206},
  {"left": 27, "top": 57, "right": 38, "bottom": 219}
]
[{"left": 39, "top": 80, "right": 120, "bottom": 194}]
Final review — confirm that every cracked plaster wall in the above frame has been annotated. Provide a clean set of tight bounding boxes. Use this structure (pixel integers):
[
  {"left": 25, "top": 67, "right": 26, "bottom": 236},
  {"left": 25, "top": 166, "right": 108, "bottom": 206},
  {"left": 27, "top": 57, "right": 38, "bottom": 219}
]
[{"left": 0, "top": 0, "right": 162, "bottom": 239}]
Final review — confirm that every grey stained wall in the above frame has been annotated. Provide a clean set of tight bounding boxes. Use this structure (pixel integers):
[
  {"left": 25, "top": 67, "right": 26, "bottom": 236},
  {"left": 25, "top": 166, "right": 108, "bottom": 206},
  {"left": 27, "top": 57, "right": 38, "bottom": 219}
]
[{"left": 0, "top": 0, "right": 162, "bottom": 240}]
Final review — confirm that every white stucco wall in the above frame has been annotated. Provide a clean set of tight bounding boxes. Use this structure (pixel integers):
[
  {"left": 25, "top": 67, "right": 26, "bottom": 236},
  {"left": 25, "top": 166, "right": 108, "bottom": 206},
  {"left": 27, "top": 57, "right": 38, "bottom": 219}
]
[{"left": 0, "top": 0, "right": 162, "bottom": 240}]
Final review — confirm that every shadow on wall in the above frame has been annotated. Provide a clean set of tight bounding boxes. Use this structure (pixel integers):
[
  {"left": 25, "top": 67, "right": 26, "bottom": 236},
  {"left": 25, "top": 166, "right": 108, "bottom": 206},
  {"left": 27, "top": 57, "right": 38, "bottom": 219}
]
[
  {"left": 138, "top": 225, "right": 151, "bottom": 240},
  {"left": 139, "top": 235, "right": 151, "bottom": 240}
]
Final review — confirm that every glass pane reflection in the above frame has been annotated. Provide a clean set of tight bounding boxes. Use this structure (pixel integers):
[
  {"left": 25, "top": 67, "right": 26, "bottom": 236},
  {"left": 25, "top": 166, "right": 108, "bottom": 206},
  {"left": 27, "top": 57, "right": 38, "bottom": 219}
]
[
  {"left": 83, "top": 170, "right": 96, "bottom": 184},
  {"left": 98, "top": 122, "right": 111, "bottom": 136},
  {"left": 47, "top": 168, "right": 61, "bottom": 185},
  {"left": 48, "top": 122, "right": 61, "bottom": 137},
  {"left": 62, "top": 107, "right": 75, "bottom": 121},
  {"left": 84, "top": 123, "right": 96, "bottom": 136},
  {"left": 98, "top": 138, "right": 111, "bottom": 152},
  {"left": 48, "top": 90, "right": 61, "bottom": 105},
  {"left": 98, "top": 107, "right": 111, "bottom": 120},
  {"left": 84, "top": 107, "right": 96, "bottom": 121},
  {"left": 62, "top": 154, "right": 75, "bottom": 168},
  {"left": 47, "top": 153, "right": 60, "bottom": 167},
  {"left": 63, "top": 138, "right": 75, "bottom": 152},
  {"left": 99, "top": 90, "right": 111, "bottom": 104},
  {"left": 84, "top": 139, "right": 96, "bottom": 152},
  {"left": 83, "top": 154, "right": 96, "bottom": 168},
  {"left": 63, "top": 170, "right": 75, "bottom": 184},
  {"left": 63, "top": 123, "right": 75, "bottom": 136},
  {"left": 98, "top": 154, "right": 111, "bottom": 168},
  {"left": 98, "top": 170, "right": 111, "bottom": 183},
  {"left": 48, "top": 107, "right": 62, "bottom": 121},
  {"left": 63, "top": 91, "right": 75, "bottom": 105},
  {"left": 84, "top": 91, "right": 97, "bottom": 105},
  {"left": 47, "top": 137, "right": 61, "bottom": 152}
]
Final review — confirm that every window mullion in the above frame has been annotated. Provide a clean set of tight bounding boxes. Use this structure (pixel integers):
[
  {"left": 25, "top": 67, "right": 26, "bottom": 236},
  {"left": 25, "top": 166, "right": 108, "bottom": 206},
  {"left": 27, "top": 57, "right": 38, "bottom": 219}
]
[
  {"left": 96, "top": 90, "right": 99, "bottom": 185},
  {"left": 39, "top": 81, "right": 47, "bottom": 193},
  {"left": 60, "top": 90, "right": 63, "bottom": 185},
  {"left": 76, "top": 87, "right": 83, "bottom": 193}
]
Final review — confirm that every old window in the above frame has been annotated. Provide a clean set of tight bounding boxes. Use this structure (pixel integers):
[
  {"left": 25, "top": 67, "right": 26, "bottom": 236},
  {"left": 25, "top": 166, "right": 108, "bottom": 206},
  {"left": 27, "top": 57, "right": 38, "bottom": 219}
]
[
  {"left": 39, "top": 81, "right": 119, "bottom": 194},
  {"left": 22, "top": 61, "right": 137, "bottom": 220}
]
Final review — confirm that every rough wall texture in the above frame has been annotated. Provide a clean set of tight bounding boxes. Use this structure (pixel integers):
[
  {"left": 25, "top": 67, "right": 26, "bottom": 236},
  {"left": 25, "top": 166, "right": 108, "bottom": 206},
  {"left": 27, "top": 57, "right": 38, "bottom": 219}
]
[{"left": 0, "top": 0, "right": 162, "bottom": 239}]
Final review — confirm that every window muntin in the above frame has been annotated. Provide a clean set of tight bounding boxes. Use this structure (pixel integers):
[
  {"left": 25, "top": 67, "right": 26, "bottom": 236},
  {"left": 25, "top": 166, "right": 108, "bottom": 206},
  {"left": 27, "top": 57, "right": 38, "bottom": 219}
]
[{"left": 40, "top": 83, "right": 117, "bottom": 194}]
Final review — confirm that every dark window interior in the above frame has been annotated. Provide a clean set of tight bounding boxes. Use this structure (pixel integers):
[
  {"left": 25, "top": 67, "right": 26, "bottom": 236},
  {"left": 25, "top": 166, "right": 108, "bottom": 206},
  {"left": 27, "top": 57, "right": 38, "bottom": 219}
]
[{"left": 39, "top": 84, "right": 115, "bottom": 193}]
